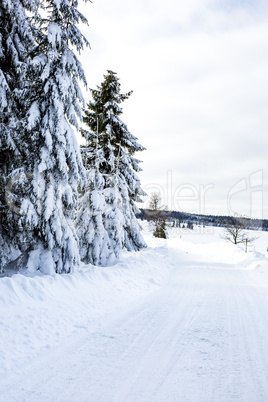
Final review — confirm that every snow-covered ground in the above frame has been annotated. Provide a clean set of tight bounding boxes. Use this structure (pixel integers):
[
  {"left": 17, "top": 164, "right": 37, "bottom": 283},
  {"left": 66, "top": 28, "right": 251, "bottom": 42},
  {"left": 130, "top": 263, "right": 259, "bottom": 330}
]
[{"left": 1, "top": 224, "right": 268, "bottom": 401}]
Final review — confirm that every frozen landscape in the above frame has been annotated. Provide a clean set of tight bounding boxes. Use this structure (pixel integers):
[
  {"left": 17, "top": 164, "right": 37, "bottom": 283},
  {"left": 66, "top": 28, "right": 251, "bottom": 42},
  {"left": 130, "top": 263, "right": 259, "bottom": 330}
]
[
  {"left": 1, "top": 223, "right": 268, "bottom": 401},
  {"left": 2, "top": 1, "right": 268, "bottom": 401}
]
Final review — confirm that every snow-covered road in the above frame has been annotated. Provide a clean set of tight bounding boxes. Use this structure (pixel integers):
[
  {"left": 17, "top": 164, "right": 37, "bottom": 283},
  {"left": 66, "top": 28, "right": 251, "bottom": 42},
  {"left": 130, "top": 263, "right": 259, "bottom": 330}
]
[{"left": 1, "top": 228, "right": 268, "bottom": 401}]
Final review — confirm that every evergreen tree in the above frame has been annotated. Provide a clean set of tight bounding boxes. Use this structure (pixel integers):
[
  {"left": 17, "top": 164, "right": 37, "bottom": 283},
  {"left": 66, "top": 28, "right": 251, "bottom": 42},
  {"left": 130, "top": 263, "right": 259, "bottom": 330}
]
[
  {"left": 19, "top": 0, "right": 90, "bottom": 273},
  {"left": 79, "top": 70, "right": 146, "bottom": 261},
  {"left": 0, "top": 0, "right": 38, "bottom": 271},
  {"left": 148, "top": 192, "right": 167, "bottom": 239},
  {"left": 153, "top": 219, "right": 167, "bottom": 239},
  {"left": 76, "top": 133, "right": 113, "bottom": 266},
  {"left": 187, "top": 221, "right": 194, "bottom": 230}
]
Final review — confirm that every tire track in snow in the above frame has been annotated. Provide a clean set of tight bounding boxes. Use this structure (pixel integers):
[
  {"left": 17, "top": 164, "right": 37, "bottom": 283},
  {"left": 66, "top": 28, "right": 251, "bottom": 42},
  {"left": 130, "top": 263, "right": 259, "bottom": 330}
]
[
  {"left": 114, "top": 266, "right": 268, "bottom": 402},
  {"left": 114, "top": 267, "right": 227, "bottom": 402},
  {"left": 233, "top": 276, "right": 268, "bottom": 401},
  {"left": 1, "top": 256, "right": 268, "bottom": 401}
]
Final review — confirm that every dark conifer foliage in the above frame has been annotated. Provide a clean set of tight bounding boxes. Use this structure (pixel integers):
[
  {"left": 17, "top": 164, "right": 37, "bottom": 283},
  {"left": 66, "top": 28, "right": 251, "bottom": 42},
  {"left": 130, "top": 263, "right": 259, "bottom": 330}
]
[
  {"left": 21, "top": 0, "right": 90, "bottom": 273},
  {"left": 78, "top": 70, "right": 147, "bottom": 261},
  {"left": 1, "top": 5, "right": 147, "bottom": 274},
  {"left": 0, "top": 0, "right": 38, "bottom": 270},
  {"left": 0, "top": 0, "right": 90, "bottom": 274}
]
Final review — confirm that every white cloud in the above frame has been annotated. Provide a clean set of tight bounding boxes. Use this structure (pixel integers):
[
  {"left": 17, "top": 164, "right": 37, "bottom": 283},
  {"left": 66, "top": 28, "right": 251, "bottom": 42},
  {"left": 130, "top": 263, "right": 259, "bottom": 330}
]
[{"left": 79, "top": 0, "right": 268, "bottom": 218}]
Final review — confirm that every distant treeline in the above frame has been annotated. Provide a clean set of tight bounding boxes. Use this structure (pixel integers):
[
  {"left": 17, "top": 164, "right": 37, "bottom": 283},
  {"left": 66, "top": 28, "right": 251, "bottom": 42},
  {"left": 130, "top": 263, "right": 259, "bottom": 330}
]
[{"left": 137, "top": 209, "right": 268, "bottom": 231}]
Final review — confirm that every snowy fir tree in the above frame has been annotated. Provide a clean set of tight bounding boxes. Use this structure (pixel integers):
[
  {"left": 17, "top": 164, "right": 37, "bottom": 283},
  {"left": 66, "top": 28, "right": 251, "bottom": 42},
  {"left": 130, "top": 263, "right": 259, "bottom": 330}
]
[
  {"left": 153, "top": 219, "right": 167, "bottom": 239},
  {"left": 17, "top": 0, "right": 90, "bottom": 274},
  {"left": 79, "top": 70, "right": 147, "bottom": 261},
  {"left": 76, "top": 133, "right": 114, "bottom": 265},
  {"left": 0, "top": 0, "right": 38, "bottom": 271}
]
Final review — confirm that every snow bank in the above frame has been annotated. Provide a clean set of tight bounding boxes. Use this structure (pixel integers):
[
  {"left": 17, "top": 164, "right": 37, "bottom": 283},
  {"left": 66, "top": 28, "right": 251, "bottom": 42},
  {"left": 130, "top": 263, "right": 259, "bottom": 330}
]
[
  {"left": 0, "top": 245, "right": 170, "bottom": 378},
  {"left": 0, "top": 224, "right": 267, "bottom": 382}
]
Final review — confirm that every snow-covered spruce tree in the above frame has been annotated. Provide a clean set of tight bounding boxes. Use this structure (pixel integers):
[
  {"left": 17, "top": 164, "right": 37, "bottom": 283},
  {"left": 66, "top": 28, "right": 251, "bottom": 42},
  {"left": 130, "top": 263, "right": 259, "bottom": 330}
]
[
  {"left": 76, "top": 134, "right": 114, "bottom": 265},
  {"left": 20, "top": 0, "right": 89, "bottom": 274},
  {"left": 0, "top": 0, "right": 38, "bottom": 271},
  {"left": 79, "top": 70, "right": 147, "bottom": 260}
]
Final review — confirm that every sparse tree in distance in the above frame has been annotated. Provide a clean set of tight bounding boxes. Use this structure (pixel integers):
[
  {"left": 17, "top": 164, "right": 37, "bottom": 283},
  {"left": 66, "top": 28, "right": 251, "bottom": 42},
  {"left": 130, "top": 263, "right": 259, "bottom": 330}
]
[
  {"left": 223, "top": 217, "right": 257, "bottom": 249},
  {"left": 149, "top": 192, "right": 162, "bottom": 211}
]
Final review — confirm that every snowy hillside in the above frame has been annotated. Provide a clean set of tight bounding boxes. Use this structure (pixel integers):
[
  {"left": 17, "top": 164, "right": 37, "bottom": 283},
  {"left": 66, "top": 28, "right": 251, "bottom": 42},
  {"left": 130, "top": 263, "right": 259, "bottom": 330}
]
[{"left": 1, "top": 224, "right": 268, "bottom": 401}]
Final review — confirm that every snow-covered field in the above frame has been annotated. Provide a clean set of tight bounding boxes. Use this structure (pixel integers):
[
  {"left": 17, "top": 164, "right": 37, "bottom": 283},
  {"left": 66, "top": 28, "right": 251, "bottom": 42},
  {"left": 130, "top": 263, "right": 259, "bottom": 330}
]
[{"left": 1, "top": 223, "right": 268, "bottom": 401}]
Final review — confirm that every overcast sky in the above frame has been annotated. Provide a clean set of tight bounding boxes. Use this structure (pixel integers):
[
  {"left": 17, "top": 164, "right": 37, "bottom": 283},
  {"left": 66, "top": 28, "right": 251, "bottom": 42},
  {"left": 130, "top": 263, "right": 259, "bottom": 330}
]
[{"left": 79, "top": 0, "right": 268, "bottom": 219}]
